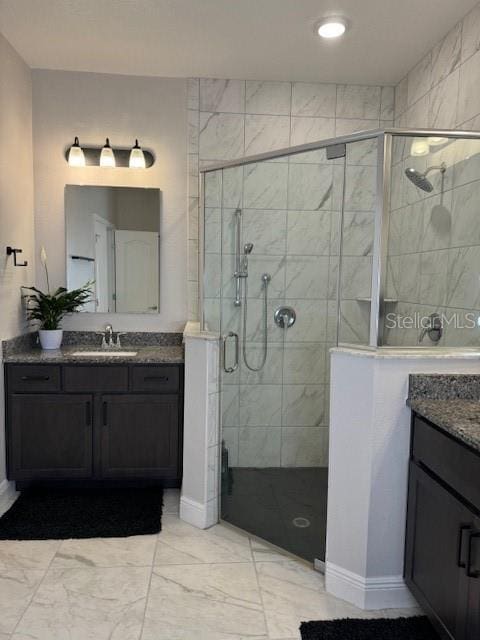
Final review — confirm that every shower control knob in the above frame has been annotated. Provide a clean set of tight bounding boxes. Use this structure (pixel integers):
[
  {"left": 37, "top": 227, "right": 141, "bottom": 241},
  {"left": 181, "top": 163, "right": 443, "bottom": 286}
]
[{"left": 274, "top": 306, "right": 296, "bottom": 329}]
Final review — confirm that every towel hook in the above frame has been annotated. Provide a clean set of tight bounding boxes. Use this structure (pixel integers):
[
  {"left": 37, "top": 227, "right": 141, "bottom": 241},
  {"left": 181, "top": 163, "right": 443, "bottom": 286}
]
[{"left": 6, "top": 246, "right": 28, "bottom": 267}]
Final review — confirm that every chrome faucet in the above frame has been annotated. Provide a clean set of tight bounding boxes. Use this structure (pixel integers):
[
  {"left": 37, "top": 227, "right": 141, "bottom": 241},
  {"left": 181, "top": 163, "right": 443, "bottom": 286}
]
[
  {"left": 97, "top": 324, "right": 114, "bottom": 349},
  {"left": 105, "top": 324, "right": 114, "bottom": 347}
]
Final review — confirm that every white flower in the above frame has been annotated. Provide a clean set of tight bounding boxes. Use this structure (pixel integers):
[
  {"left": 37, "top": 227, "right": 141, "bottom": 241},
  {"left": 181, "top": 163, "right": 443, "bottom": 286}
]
[{"left": 40, "top": 246, "right": 48, "bottom": 266}]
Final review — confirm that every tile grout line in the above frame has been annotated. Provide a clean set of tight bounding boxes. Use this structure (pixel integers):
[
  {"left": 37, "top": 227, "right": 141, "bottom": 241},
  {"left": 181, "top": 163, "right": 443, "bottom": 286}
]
[
  {"left": 8, "top": 538, "right": 63, "bottom": 637},
  {"left": 137, "top": 534, "right": 158, "bottom": 640},
  {"left": 250, "top": 536, "right": 272, "bottom": 639}
]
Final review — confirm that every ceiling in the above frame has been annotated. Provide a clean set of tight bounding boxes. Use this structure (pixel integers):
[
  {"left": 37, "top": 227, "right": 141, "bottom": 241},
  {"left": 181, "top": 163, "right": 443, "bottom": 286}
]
[{"left": 0, "top": 0, "right": 477, "bottom": 84}]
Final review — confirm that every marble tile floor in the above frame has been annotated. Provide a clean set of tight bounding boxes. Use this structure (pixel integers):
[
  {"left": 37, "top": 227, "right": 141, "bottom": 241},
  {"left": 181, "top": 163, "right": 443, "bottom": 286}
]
[{"left": 0, "top": 488, "right": 421, "bottom": 640}]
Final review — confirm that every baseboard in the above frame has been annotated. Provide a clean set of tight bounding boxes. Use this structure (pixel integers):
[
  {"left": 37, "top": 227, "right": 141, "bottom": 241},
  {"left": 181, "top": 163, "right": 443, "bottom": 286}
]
[
  {"left": 314, "top": 558, "right": 325, "bottom": 574},
  {"left": 0, "top": 479, "right": 17, "bottom": 517},
  {"left": 325, "top": 561, "right": 418, "bottom": 610},
  {"left": 179, "top": 495, "right": 218, "bottom": 529},
  {"left": 0, "top": 479, "right": 14, "bottom": 498}
]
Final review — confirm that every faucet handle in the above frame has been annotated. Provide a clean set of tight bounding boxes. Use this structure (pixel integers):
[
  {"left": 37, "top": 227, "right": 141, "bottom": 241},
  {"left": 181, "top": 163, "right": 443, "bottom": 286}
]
[
  {"left": 116, "top": 332, "right": 126, "bottom": 349},
  {"left": 96, "top": 332, "right": 108, "bottom": 349}
]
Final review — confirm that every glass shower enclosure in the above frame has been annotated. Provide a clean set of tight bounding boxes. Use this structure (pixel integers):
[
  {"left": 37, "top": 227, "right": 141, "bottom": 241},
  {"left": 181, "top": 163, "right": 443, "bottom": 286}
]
[{"left": 199, "top": 129, "right": 480, "bottom": 564}]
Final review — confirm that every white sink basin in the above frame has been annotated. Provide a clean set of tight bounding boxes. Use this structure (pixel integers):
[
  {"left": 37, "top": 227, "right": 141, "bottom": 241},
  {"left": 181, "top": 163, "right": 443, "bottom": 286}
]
[{"left": 71, "top": 351, "right": 138, "bottom": 357}]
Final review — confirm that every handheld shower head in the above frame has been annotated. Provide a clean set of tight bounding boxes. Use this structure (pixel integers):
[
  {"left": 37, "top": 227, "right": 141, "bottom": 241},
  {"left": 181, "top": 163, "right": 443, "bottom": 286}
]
[
  {"left": 244, "top": 242, "right": 254, "bottom": 255},
  {"left": 404, "top": 163, "right": 446, "bottom": 193}
]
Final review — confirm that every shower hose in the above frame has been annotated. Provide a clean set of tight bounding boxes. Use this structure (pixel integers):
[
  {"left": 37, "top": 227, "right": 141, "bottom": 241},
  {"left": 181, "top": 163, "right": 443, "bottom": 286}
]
[{"left": 242, "top": 274, "right": 269, "bottom": 372}]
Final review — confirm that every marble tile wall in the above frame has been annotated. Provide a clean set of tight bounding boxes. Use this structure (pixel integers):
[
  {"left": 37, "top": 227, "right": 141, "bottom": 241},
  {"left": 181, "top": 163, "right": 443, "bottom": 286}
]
[
  {"left": 385, "top": 136, "right": 480, "bottom": 346},
  {"left": 197, "top": 83, "right": 390, "bottom": 468},
  {"left": 189, "top": 78, "right": 394, "bottom": 322},
  {"left": 390, "top": 3, "right": 480, "bottom": 346}
]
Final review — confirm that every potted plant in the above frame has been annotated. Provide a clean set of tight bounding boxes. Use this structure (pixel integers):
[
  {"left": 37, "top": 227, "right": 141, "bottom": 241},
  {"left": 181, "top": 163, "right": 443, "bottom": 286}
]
[{"left": 23, "top": 247, "right": 92, "bottom": 350}]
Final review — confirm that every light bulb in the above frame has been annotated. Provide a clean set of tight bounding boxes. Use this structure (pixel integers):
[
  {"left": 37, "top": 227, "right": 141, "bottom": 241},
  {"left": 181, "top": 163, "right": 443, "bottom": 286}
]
[
  {"left": 129, "top": 139, "right": 146, "bottom": 168},
  {"left": 317, "top": 17, "right": 347, "bottom": 39},
  {"left": 410, "top": 138, "right": 429, "bottom": 157},
  {"left": 68, "top": 136, "right": 85, "bottom": 167},
  {"left": 100, "top": 138, "right": 116, "bottom": 167}
]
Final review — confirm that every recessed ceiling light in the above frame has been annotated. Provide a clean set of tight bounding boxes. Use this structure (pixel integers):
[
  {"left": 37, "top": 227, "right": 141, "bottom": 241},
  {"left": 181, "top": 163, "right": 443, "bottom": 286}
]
[{"left": 316, "top": 17, "right": 348, "bottom": 39}]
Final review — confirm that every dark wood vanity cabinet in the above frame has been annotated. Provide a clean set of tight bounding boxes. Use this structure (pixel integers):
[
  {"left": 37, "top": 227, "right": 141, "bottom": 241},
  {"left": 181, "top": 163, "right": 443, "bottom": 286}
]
[
  {"left": 5, "top": 363, "right": 184, "bottom": 487},
  {"left": 100, "top": 394, "right": 179, "bottom": 478},
  {"left": 405, "top": 415, "right": 480, "bottom": 640},
  {"left": 9, "top": 394, "right": 93, "bottom": 479}
]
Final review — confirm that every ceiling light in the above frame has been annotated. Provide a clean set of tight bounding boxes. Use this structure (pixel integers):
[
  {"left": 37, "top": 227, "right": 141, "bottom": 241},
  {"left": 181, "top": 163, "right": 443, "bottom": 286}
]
[
  {"left": 129, "top": 139, "right": 146, "bottom": 168},
  {"left": 100, "top": 138, "right": 116, "bottom": 168},
  {"left": 428, "top": 136, "right": 448, "bottom": 146},
  {"left": 410, "top": 138, "right": 430, "bottom": 157},
  {"left": 317, "top": 17, "right": 347, "bottom": 39},
  {"left": 68, "top": 136, "right": 85, "bottom": 167}
]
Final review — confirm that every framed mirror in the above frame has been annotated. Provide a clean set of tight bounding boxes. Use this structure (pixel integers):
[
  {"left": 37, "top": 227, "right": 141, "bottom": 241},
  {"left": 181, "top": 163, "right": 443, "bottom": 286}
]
[{"left": 65, "top": 185, "right": 161, "bottom": 314}]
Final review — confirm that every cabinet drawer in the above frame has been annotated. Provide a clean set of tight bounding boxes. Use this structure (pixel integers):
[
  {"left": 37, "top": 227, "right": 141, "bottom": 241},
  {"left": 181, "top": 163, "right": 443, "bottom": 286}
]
[
  {"left": 64, "top": 366, "right": 128, "bottom": 392},
  {"left": 8, "top": 365, "right": 61, "bottom": 392},
  {"left": 131, "top": 366, "right": 179, "bottom": 393},
  {"left": 412, "top": 415, "right": 480, "bottom": 512}
]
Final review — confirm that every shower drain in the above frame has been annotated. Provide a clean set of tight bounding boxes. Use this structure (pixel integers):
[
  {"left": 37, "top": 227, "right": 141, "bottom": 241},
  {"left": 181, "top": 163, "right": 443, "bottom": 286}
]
[{"left": 292, "top": 517, "right": 311, "bottom": 528}]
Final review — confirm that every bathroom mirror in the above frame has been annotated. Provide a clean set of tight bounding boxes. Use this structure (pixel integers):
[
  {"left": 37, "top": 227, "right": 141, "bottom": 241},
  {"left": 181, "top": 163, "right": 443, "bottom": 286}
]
[{"left": 65, "top": 185, "right": 161, "bottom": 314}]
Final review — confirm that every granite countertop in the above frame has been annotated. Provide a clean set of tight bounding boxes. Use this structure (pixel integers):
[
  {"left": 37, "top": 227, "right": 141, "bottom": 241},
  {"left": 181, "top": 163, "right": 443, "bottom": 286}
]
[
  {"left": 3, "top": 345, "right": 184, "bottom": 364},
  {"left": 408, "top": 397, "right": 480, "bottom": 453},
  {"left": 408, "top": 374, "right": 480, "bottom": 454}
]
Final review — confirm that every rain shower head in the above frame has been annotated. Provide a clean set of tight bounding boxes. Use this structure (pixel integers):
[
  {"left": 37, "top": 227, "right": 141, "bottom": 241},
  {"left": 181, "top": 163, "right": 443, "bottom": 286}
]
[
  {"left": 404, "top": 167, "right": 434, "bottom": 192},
  {"left": 404, "top": 163, "right": 447, "bottom": 193}
]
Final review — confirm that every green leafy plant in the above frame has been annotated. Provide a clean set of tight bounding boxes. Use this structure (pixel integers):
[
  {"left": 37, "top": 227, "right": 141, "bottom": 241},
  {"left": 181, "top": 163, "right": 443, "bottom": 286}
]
[
  {"left": 22, "top": 246, "right": 93, "bottom": 330},
  {"left": 23, "top": 284, "right": 93, "bottom": 330}
]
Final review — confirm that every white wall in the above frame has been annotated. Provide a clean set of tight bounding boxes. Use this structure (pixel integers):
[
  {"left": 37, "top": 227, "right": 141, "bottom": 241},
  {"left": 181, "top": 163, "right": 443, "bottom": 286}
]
[
  {"left": 32, "top": 70, "right": 188, "bottom": 332},
  {"left": 0, "top": 33, "right": 34, "bottom": 484},
  {"left": 326, "top": 348, "right": 480, "bottom": 609},
  {"left": 65, "top": 185, "right": 116, "bottom": 260}
]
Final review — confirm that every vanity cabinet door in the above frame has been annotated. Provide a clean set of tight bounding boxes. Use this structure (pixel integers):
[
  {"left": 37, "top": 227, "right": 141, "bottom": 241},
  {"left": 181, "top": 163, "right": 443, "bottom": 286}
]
[
  {"left": 8, "top": 394, "right": 93, "bottom": 480},
  {"left": 463, "top": 515, "right": 480, "bottom": 640},
  {"left": 100, "top": 395, "right": 179, "bottom": 479},
  {"left": 405, "top": 462, "right": 471, "bottom": 640}
]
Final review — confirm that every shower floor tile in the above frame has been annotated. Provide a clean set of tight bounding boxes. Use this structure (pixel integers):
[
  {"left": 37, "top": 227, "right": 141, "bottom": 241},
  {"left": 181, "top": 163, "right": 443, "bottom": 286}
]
[{"left": 221, "top": 467, "right": 328, "bottom": 562}]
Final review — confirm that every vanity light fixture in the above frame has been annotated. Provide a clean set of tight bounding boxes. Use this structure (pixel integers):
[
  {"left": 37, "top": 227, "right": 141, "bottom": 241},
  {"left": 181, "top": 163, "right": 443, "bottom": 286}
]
[
  {"left": 67, "top": 137, "right": 85, "bottom": 167},
  {"left": 129, "top": 139, "right": 146, "bottom": 168},
  {"left": 316, "top": 17, "right": 348, "bottom": 39},
  {"left": 100, "top": 138, "right": 116, "bottom": 168},
  {"left": 65, "top": 139, "right": 154, "bottom": 168}
]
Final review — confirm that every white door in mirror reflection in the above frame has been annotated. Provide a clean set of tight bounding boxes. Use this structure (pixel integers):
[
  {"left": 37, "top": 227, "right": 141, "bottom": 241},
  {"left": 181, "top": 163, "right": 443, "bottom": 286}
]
[
  {"left": 115, "top": 230, "right": 159, "bottom": 313},
  {"left": 94, "top": 217, "right": 114, "bottom": 312}
]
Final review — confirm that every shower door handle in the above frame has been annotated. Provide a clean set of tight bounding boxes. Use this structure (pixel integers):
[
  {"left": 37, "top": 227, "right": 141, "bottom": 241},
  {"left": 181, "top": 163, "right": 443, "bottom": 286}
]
[{"left": 222, "top": 331, "right": 239, "bottom": 373}]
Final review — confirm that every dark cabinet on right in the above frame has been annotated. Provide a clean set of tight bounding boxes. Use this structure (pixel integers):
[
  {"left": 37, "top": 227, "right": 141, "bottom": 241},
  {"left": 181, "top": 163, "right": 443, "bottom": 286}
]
[{"left": 406, "top": 415, "right": 480, "bottom": 640}]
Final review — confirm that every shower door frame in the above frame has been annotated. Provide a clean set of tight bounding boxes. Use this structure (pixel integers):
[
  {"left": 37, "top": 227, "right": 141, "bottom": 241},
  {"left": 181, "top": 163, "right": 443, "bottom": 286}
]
[{"left": 199, "top": 127, "right": 480, "bottom": 348}]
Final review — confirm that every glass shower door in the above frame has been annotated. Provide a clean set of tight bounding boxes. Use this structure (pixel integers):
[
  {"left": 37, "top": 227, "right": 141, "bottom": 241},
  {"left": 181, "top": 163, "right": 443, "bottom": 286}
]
[{"left": 216, "top": 147, "right": 346, "bottom": 563}]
